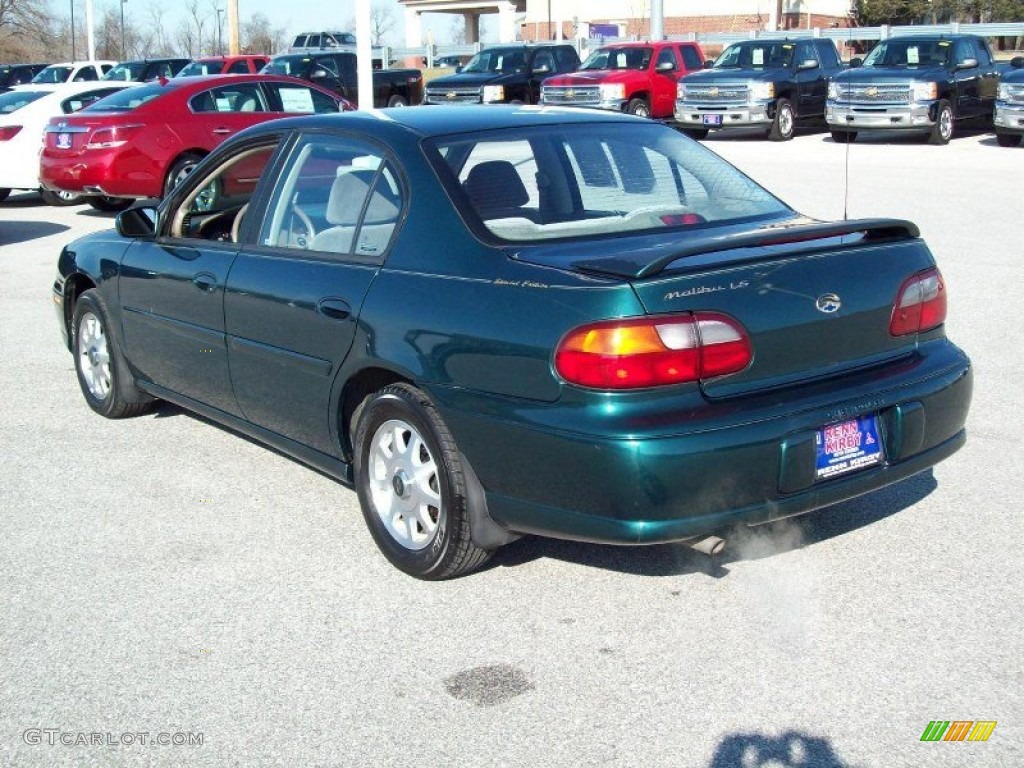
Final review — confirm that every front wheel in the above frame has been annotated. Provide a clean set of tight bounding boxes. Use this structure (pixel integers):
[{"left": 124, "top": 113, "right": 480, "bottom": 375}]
[
  {"left": 72, "top": 290, "right": 153, "bottom": 419},
  {"left": 769, "top": 98, "right": 795, "bottom": 141},
  {"left": 831, "top": 129, "right": 857, "bottom": 144},
  {"left": 682, "top": 128, "right": 709, "bottom": 140},
  {"left": 627, "top": 97, "right": 651, "bottom": 118},
  {"left": 995, "top": 131, "right": 1022, "bottom": 148},
  {"left": 40, "top": 188, "right": 82, "bottom": 206},
  {"left": 353, "top": 384, "right": 492, "bottom": 579},
  {"left": 928, "top": 100, "right": 953, "bottom": 145},
  {"left": 86, "top": 196, "right": 133, "bottom": 212}
]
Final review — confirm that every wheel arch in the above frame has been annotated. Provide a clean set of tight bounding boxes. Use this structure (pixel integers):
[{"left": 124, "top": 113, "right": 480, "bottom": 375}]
[
  {"left": 338, "top": 366, "right": 413, "bottom": 459},
  {"left": 164, "top": 148, "right": 209, "bottom": 188},
  {"left": 62, "top": 272, "right": 97, "bottom": 348}
]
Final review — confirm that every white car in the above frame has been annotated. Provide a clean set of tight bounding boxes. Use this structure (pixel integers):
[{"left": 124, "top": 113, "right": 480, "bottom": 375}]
[
  {"left": 0, "top": 81, "right": 133, "bottom": 205},
  {"left": 30, "top": 61, "right": 117, "bottom": 84}
]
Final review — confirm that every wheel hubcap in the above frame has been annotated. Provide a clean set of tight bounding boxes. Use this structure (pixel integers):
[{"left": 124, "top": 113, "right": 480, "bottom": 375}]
[
  {"left": 941, "top": 110, "right": 952, "bottom": 139},
  {"left": 77, "top": 312, "right": 111, "bottom": 400},
  {"left": 368, "top": 419, "right": 442, "bottom": 550},
  {"left": 780, "top": 108, "right": 793, "bottom": 135}
]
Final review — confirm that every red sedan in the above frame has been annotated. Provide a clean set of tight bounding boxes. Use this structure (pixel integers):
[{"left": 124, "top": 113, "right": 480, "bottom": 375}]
[{"left": 39, "top": 74, "right": 349, "bottom": 210}]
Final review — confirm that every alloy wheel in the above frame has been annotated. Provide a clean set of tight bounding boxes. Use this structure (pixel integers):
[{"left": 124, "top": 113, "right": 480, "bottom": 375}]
[{"left": 77, "top": 311, "right": 111, "bottom": 400}]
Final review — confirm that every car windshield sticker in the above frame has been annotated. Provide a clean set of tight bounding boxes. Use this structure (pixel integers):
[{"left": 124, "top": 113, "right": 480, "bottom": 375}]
[
  {"left": 907, "top": 46, "right": 920, "bottom": 65},
  {"left": 280, "top": 87, "right": 314, "bottom": 112},
  {"left": 752, "top": 48, "right": 764, "bottom": 66},
  {"left": 216, "top": 97, "right": 231, "bottom": 111}
]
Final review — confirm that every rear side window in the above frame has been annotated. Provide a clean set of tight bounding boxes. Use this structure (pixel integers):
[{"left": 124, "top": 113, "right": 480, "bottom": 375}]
[
  {"left": 265, "top": 83, "right": 339, "bottom": 113},
  {"left": 816, "top": 41, "right": 840, "bottom": 68},
  {"left": 191, "top": 83, "right": 267, "bottom": 112},
  {"left": 680, "top": 45, "right": 702, "bottom": 70},
  {"left": 227, "top": 60, "right": 251, "bottom": 74},
  {"left": 0, "top": 90, "right": 47, "bottom": 114},
  {"left": 73, "top": 67, "right": 98, "bottom": 81}
]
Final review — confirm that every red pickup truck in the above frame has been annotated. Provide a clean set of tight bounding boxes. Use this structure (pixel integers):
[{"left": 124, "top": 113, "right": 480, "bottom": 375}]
[{"left": 540, "top": 41, "right": 705, "bottom": 118}]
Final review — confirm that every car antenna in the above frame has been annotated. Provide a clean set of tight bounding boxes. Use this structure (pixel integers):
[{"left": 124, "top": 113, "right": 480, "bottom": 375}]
[{"left": 843, "top": 20, "right": 853, "bottom": 221}]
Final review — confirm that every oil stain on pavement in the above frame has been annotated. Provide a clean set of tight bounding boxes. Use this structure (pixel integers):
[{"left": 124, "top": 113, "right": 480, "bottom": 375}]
[{"left": 444, "top": 664, "right": 534, "bottom": 706}]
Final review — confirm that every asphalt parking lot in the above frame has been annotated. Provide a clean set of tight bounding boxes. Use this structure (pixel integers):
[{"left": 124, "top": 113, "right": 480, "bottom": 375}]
[{"left": 1, "top": 125, "right": 1020, "bottom": 768}]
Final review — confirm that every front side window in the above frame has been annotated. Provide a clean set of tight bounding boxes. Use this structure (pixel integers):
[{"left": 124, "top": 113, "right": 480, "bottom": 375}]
[
  {"left": 259, "top": 135, "right": 403, "bottom": 259},
  {"left": 655, "top": 48, "right": 677, "bottom": 71},
  {"left": 430, "top": 123, "right": 790, "bottom": 242},
  {"left": 462, "top": 50, "right": 526, "bottom": 74},
  {"left": 715, "top": 42, "right": 795, "bottom": 69}
]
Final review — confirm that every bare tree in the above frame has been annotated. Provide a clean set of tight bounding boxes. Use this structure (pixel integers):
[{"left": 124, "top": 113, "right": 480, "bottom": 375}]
[
  {"left": 176, "top": 0, "right": 211, "bottom": 58},
  {"left": 0, "top": 0, "right": 52, "bottom": 60},
  {"left": 346, "top": 3, "right": 397, "bottom": 46},
  {"left": 241, "top": 12, "right": 287, "bottom": 55}
]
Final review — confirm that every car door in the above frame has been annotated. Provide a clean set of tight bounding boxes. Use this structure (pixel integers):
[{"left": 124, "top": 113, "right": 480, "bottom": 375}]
[
  {"left": 952, "top": 38, "right": 981, "bottom": 118},
  {"left": 527, "top": 49, "right": 556, "bottom": 103},
  {"left": 224, "top": 133, "right": 403, "bottom": 453},
  {"left": 189, "top": 82, "right": 269, "bottom": 145},
  {"left": 117, "top": 141, "right": 282, "bottom": 414},
  {"left": 652, "top": 47, "right": 682, "bottom": 116},
  {"left": 793, "top": 40, "right": 825, "bottom": 117}
]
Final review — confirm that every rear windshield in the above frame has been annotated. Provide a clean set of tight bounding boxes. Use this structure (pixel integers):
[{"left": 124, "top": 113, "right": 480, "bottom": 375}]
[
  {"left": 0, "top": 90, "right": 47, "bottom": 114},
  {"left": 32, "top": 65, "right": 73, "bottom": 83},
  {"left": 429, "top": 122, "right": 790, "bottom": 242},
  {"left": 177, "top": 61, "right": 220, "bottom": 76},
  {"left": 81, "top": 83, "right": 169, "bottom": 111}
]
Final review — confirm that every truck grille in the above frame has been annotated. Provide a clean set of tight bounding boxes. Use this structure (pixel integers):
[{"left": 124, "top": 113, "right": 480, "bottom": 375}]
[
  {"left": 681, "top": 83, "right": 749, "bottom": 105},
  {"left": 1004, "top": 84, "right": 1024, "bottom": 106},
  {"left": 834, "top": 83, "right": 911, "bottom": 104},
  {"left": 541, "top": 85, "right": 601, "bottom": 105},
  {"left": 424, "top": 86, "right": 481, "bottom": 105}
]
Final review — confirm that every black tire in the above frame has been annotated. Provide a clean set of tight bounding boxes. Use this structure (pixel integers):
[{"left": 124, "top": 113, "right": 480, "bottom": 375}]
[
  {"left": 72, "top": 290, "right": 153, "bottom": 419},
  {"left": 831, "top": 129, "right": 857, "bottom": 144},
  {"left": 40, "top": 188, "right": 83, "bottom": 206},
  {"left": 768, "top": 98, "right": 795, "bottom": 141},
  {"left": 627, "top": 97, "right": 651, "bottom": 118},
  {"left": 0, "top": 188, "right": 10, "bottom": 203},
  {"left": 928, "top": 99, "right": 954, "bottom": 145},
  {"left": 386, "top": 94, "right": 408, "bottom": 107},
  {"left": 353, "top": 383, "right": 492, "bottom": 579},
  {"left": 683, "top": 128, "right": 709, "bottom": 140},
  {"left": 86, "top": 196, "right": 133, "bottom": 212},
  {"left": 995, "top": 131, "right": 1022, "bottom": 148},
  {"left": 164, "top": 153, "right": 203, "bottom": 197}
]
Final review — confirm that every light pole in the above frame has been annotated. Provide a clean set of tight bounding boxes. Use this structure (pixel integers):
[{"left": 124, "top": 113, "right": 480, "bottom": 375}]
[
  {"left": 70, "top": 0, "right": 76, "bottom": 60},
  {"left": 216, "top": 8, "right": 224, "bottom": 55},
  {"left": 119, "top": 0, "right": 126, "bottom": 59}
]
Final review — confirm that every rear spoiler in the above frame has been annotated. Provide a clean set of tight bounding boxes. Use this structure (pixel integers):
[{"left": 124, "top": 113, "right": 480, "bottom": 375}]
[{"left": 572, "top": 218, "right": 921, "bottom": 279}]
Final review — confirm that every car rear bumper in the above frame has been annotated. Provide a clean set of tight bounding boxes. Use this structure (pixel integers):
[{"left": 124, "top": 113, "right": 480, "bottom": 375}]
[
  {"left": 40, "top": 149, "right": 157, "bottom": 198},
  {"left": 433, "top": 339, "right": 972, "bottom": 545},
  {"left": 674, "top": 102, "right": 772, "bottom": 128},
  {"left": 994, "top": 102, "right": 1024, "bottom": 134},
  {"left": 826, "top": 101, "right": 934, "bottom": 130}
]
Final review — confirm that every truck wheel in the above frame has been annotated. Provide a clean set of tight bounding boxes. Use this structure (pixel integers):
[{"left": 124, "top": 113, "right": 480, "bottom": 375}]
[
  {"left": 627, "top": 98, "right": 651, "bottom": 118},
  {"left": 683, "top": 128, "right": 709, "bottom": 140},
  {"left": 928, "top": 100, "right": 953, "bottom": 145},
  {"left": 830, "top": 129, "right": 857, "bottom": 144},
  {"left": 995, "top": 131, "right": 1022, "bottom": 148},
  {"left": 769, "top": 98, "right": 795, "bottom": 141},
  {"left": 387, "top": 94, "right": 408, "bottom": 107}
]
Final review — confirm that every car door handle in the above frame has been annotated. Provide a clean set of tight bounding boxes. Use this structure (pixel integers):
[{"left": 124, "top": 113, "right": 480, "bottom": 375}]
[
  {"left": 212, "top": 127, "right": 232, "bottom": 135},
  {"left": 318, "top": 298, "right": 351, "bottom": 320},
  {"left": 193, "top": 271, "right": 218, "bottom": 292}
]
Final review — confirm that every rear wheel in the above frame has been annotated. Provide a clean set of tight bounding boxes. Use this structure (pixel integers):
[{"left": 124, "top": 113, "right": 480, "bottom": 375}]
[
  {"left": 72, "top": 290, "right": 153, "bottom": 419},
  {"left": 928, "top": 100, "right": 953, "bottom": 145},
  {"left": 995, "top": 131, "right": 1022, "bottom": 148},
  {"left": 830, "top": 129, "right": 857, "bottom": 143},
  {"left": 353, "top": 383, "right": 492, "bottom": 579},
  {"left": 386, "top": 94, "right": 408, "bottom": 107},
  {"left": 683, "top": 128, "right": 709, "bottom": 140},
  {"left": 40, "top": 188, "right": 82, "bottom": 206},
  {"left": 768, "top": 98, "right": 795, "bottom": 141},
  {"left": 627, "top": 97, "right": 651, "bottom": 118},
  {"left": 164, "top": 153, "right": 203, "bottom": 197},
  {"left": 86, "top": 196, "right": 133, "bottom": 212}
]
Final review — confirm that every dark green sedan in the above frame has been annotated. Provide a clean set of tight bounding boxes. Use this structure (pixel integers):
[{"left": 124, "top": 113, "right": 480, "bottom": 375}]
[{"left": 53, "top": 106, "right": 972, "bottom": 579}]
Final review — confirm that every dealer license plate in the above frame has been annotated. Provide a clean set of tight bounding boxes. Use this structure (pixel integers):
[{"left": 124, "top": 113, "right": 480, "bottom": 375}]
[
  {"left": 56, "top": 132, "right": 72, "bottom": 150},
  {"left": 815, "top": 415, "right": 883, "bottom": 481},
  {"left": 702, "top": 114, "right": 722, "bottom": 126}
]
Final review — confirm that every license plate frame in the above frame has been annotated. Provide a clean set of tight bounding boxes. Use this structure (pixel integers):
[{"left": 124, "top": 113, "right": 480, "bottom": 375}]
[
  {"left": 701, "top": 114, "right": 723, "bottom": 126},
  {"left": 814, "top": 415, "right": 883, "bottom": 481}
]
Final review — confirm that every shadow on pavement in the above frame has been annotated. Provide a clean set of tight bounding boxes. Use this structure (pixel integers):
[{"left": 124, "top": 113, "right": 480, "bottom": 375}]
[
  {"left": 0, "top": 220, "right": 70, "bottom": 245},
  {"left": 709, "top": 730, "right": 852, "bottom": 768}
]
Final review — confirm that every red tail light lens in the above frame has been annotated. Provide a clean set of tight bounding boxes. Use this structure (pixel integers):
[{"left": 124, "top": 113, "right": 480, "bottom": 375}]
[
  {"left": 555, "top": 312, "right": 752, "bottom": 390},
  {"left": 0, "top": 126, "right": 22, "bottom": 141},
  {"left": 890, "top": 267, "right": 946, "bottom": 336},
  {"left": 85, "top": 124, "right": 143, "bottom": 149}
]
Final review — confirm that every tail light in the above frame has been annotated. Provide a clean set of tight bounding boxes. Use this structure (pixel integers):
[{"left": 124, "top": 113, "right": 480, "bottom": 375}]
[
  {"left": 890, "top": 267, "right": 946, "bottom": 336},
  {"left": 85, "top": 124, "right": 143, "bottom": 149},
  {"left": 555, "top": 312, "right": 752, "bottom": 390},
  {"left": 0, "top": 126, "right": 22, "bottom": 141}
]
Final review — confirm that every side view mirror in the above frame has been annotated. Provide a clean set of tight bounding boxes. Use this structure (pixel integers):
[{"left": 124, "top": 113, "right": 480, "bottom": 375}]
[
  {"left": 116, "top": 205, "right": 158, "bottom": 238},
  {"left": 702, "top": 60, "right": 714, "bottom": 69},
  {"left": 798, "top": 58, "right": 819, "bottom": 70},
  {"left": 655, "top": 60, "right": 675, "bottom": 73},
  {"left": 849, "top": 57, "right": 863, "bottom": 69},
  {"left": 957, "top": 57, "right": 979, "bottom": 71},
  {"left": 310, "top": 68, "right": 328, "bottom": 78},
  {"left": 533, "top": 63, "right": 551, "bottom": 75},
  {"left": 1011, "top": 56, "right": 1024, "bottom": 68}
]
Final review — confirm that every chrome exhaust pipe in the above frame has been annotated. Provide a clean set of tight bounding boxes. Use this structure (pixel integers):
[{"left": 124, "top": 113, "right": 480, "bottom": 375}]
[{"left": 688, "top": 536, "right": 725, "bottom": 557}]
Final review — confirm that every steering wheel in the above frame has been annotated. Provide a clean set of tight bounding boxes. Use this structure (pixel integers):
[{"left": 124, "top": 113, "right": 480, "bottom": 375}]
[{"left": 289, "top": 205, "right": 316, "bottom": 248}]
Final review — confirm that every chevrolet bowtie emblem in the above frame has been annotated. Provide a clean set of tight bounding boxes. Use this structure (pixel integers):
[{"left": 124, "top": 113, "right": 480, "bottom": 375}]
[
  {"left": 565, "top": 89, "right": 575, "bottom": 98},
  {"left": 708, "top": 87, "right": 719, "bottom": 97},
  {"left": 866, "top": 87, "right": 878, "bottom": 97},
  {"left": 446, "top": 91, "right": 457, "bottom": 100}
]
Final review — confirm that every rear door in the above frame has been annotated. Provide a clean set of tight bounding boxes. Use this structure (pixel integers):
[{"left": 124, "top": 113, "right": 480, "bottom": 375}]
[
  {"left": 189, "top": 81, "right": 269, "bottom": 144},
  {"left": 224, "top": 132, "right": 403, "bottom": 453}
]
